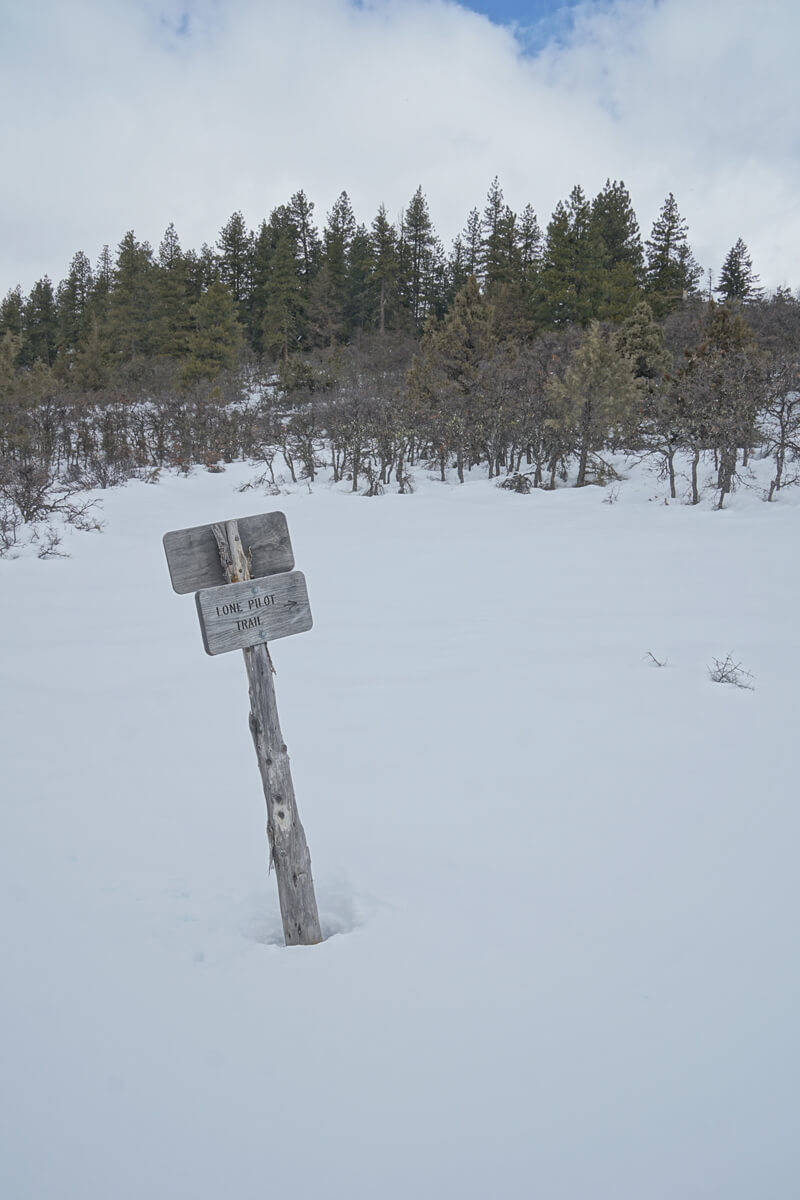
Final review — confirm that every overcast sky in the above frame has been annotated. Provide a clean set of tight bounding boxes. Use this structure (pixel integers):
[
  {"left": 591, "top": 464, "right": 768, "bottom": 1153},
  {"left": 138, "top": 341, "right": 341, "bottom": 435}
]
[{"left": 2, "top": 0, "right": 798, "bottom": 295}]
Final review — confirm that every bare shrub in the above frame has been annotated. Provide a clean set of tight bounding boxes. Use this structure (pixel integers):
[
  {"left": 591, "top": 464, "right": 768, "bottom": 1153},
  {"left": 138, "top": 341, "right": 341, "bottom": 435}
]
[
  {"left": 708, "top": 654, "right": 755, "bottom": 690},
  {"left": 644, "top": 651, "right": 668, "bottom": 667},
  {"left": 0, "top": 460, "right": 102, "bottom": 557},
  {"left": 498, "top": 472, "right": 532, "bottom": 494}
]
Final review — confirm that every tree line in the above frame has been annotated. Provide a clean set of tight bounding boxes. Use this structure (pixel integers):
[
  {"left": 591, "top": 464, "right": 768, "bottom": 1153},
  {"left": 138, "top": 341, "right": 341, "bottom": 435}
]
[
  {"left": 0, "top": 179, "right": 767, "bottom": 376},
  {"left": 0, "top": 178, "right": 797, "bottom": 553}
]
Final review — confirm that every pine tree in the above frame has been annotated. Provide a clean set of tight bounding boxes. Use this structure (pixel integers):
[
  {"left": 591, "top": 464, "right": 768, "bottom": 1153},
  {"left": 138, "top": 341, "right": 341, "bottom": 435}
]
[
  {"left": 460, "top": 208, "right": 483, "bottom": 280},
  {"left": 249, "top": 205, "right": 308, "bottom": 354},
  {"left": 591, "top": 180, "right": 643, "bottom": 276},
  {"left": 538, "top": 185, "right": 604, "bottom": 327},
  {"left": 406, "top": 275, "right": 494, "bottom": 482},
  {"left": 0, "top": 287, "right": 25, "bottom": 339},
  {"left": 250, "top": 218, "right": 277, "bottom": 353},
  {"left": 288, "top": 190, "right": 321, "bottom": 285},
  {"left": 72, "top": 316, "right": 112, "bottom": 391},
  {"left": 547, "top": 321, "right": 640, "bottom": 485},
  {"left": 216, "top": 211, "right": 253, "bottom": 310},
  {"left": 262, "top": 231, "right": 303, "bottom": 363},
  {"left": 481, "top": 178, "right": 517, "bottom": 294},
  {"left": 485, "top": 188, "right": 531, "bottom": 340},
  {"left": 91, "top": 245, "right": 114, "bottom": 322},
  {"left": 645, "top": 193, "right": 702, "bottom": 313},
  {"left": 108, "top": 231, "right": 156, "bottom": 359},
  {"left": 370, "top": 205, "right": 399, "bottom": 334},
  {"left": 151, "top": 224, "right": 192, "bottom": 359},
  {"left": 187, "top": 243, "right": 219, "bottom": 301},
  {"left": 516, "top": 204, "right": 543, "bottom": 288},
  {"left": 615, "top": 300, "right": 669, "bottom": 381},
  {"left": 345, "top": 223, "right": 375, "bottom": 335},
  {"left": 717, "top": 238, "right": 762, "bottom": 303},
  {"left": 183, "top": 280, "right": 243, "bottom": 385},
  {"left": 447, "top": 238, "right": 467, "bottom": 305},
  {"left": 56, "top": 251, "right": 94, "bottom": 358},
  {"left": 21, "top": 277, "right": 58, "bottom": 367},
  {"left": 325, "top": 192, "right": 356, "bottom": 280},
  {"left": 398, "top": 186, "right": 444, "bottom": 329},
  {"left": 320, "top": 191, "right": 357, "bottom": 341},
  {"left": 447, "top": 209, "right": 482, "bottom": 302},
  {"left": 590, "top": 179, "right": 643, "bottom": 321},
  {"left": 307, "top": 263, "right": 338, "bottom": 349},
  {"left": 488, "top": 201, "right": 542, "bottom": 341}
]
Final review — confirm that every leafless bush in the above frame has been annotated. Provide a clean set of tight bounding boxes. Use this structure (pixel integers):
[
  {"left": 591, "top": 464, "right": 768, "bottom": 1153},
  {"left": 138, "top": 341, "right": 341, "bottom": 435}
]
[
  {"left": 497, "top": 472, "right": 533, "bottom": 494},
  {"left": 644, "top": 651, "right": 668, "bottom": 667},
  {"left": 708, "top": 654, "right": 755, "bottom": 690},
  {"left": 0, "top": 460, "right": 103, "bottom": 556},
  {"left": 361, "top": 458, "right": 384, "bottom": 496},
  {"left": 0, "top": 498, "right": 22, "bottom": 556},
  {"left": 80, "top": 455, "right": 136, "bottom": 489},
  {"left": 238, "top": 468, "right": 285, "bottom": 497},
  {"left": 397, "top": 468, "right": 415, "bottom": 494},
  {"left": 34, "top": 526, "right": 69, "bottom": 559}
]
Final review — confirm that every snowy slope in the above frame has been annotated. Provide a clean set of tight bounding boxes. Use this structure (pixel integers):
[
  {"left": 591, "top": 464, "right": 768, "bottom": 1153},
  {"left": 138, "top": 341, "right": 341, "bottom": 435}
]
[{"left": 1, "top": 459, "right": 798, "bottom": 1200}]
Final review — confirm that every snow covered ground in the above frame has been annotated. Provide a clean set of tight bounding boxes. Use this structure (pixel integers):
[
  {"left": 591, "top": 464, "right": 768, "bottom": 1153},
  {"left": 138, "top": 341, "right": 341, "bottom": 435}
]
[{"left": 2, "top": 456, "right": 799, "bottom": 1199}]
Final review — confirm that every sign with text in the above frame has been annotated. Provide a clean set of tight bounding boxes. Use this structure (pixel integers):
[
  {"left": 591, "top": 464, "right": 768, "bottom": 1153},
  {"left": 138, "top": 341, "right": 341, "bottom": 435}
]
[
  {"left": 195, "top": 570, "right": 313, "bottom": 656},
  {"left": 163, "top": 511, "right": 294, "bottom": 594}
]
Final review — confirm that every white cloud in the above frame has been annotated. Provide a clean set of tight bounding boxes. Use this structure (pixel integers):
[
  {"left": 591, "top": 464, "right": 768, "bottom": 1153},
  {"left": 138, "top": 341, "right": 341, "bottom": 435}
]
[{"left": 2, "top": 0, "right": 798, "bottom": 293}]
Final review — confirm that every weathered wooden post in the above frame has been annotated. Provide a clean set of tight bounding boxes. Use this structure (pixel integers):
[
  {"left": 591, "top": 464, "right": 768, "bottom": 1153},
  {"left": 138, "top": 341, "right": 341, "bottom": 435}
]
[{"left": 164, "top": 511, "right": 322, "bottom": 947}]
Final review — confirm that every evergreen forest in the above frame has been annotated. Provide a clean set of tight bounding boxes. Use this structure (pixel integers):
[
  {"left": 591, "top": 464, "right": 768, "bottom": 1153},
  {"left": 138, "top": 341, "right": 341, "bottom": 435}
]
[{"left": 2, "top": 178, "right": 799, "bottom": 552}]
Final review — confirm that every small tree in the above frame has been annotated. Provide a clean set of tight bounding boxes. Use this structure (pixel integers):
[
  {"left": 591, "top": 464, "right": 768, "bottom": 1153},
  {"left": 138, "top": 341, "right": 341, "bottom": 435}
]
[
  {"left": 682, "top": 303, "right": 765, "bottom": 507},
  {"left": 547, "top": 322, "right": 640, "bottom": 486},
  {"left": 616, "top": 302, "right": 682, "bottom": 495},
  {"left": 751, "top": 291, "right": 800, "bottom": 499},
  {"left": 406, "top": 276, "right": 494, "bottom": 483},
  {"left": 717, "top": 238, "right": 762, "bottom": 303},
  {"left": 182, "top": 282, "right": 243, "bottom": 387}
]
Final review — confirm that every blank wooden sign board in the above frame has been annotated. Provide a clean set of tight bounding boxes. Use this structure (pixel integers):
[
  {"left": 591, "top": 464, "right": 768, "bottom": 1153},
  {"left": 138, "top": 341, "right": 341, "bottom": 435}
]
[
  {"left": 163, "top": 511, "right": 294, "bottom": 594},
  {"left": 163, "top": 511, "right": 322, "bottom": 947}
]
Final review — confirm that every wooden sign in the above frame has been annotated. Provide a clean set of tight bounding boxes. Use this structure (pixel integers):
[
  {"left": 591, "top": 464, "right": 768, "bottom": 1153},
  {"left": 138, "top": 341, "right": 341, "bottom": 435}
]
[
  {"left": 163, "top": 511, "right": 294, "bottom": 594},
  {"left": 164, "top": 514, "right": 323, "bottom": 947},
  {"left": 196, "top": 571, "right": 312, "bottom": 656}
]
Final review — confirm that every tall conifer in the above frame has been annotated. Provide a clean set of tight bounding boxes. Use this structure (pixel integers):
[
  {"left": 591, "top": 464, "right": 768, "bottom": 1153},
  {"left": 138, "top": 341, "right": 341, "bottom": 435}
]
[
  {"left": 399, "top": 187, "right": 444, "bottom": 329},
  {"left": 22, "top": 277, "right": 59, "bottom": 367},
  {"left": 539, "top": 186, "right": 604, "bottom": 327},
  {"left": 108, "top": 232, "right": 156, "bottom": 359},
  {"left": 717, "top": 238, "right": 762, "bottom": 302},
  {"left": 645, "top": 194, "right": 702, "bottom": 313},
  {"left": 216, "top": 212, "right": 253, "bottom": 310},
  {"left": 370, "top": 205, "right": 399, "bottom": 334}
]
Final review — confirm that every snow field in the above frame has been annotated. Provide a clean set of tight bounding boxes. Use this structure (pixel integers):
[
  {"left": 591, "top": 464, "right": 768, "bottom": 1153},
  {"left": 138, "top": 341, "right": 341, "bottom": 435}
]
[{"left": 1, "top": 459, "right": 798, "bottom": 1199}]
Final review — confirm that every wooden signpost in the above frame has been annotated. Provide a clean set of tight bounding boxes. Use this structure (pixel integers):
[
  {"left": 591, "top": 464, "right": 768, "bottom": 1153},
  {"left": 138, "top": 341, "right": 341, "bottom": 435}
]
[{"left": 164, "top": 512, "right": 322, "bottom": 947}]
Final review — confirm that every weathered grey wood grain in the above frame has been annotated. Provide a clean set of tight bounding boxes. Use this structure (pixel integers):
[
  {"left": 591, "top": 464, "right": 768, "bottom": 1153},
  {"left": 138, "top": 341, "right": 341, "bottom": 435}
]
[
  {"left": 163, "top": 511, "right": 294, "bottom": 594},
  {"left": 213, "top": 520, "right": 322, "bottom": 948},
  {"left": 195, "top": 571, "right": 312, "bottom": 656},
  {"left": 243, "top": 641, "right": 323, "bottom": 947}
]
